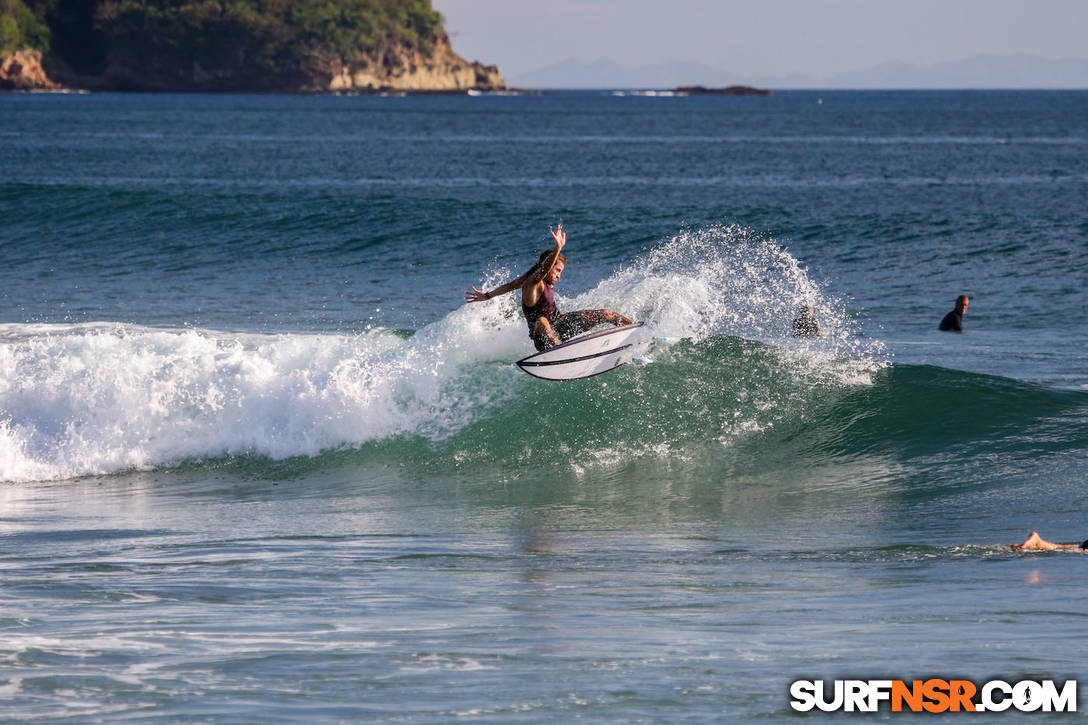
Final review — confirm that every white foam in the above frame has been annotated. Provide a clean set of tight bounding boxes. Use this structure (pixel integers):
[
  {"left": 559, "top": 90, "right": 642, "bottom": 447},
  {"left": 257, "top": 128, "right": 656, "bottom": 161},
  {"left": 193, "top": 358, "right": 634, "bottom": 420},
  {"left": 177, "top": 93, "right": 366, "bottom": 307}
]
[{"left": 0, "top": 314, "right": 526, "bottom": 482}]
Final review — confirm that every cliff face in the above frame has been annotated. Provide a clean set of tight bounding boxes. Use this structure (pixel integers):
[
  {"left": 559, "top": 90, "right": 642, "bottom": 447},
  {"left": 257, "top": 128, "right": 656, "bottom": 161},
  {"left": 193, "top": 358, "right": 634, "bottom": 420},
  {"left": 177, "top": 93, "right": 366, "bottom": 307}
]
[
  {"left": 325, "top": 36, "right": 505, "bottom": 92},
  {"left": 94, "top": 34, "right": 506, "bottom": 93},
  {"left": 91, "top": 32, "right": 505, "bottom": 93},
  {"left": 0, "top": 48, "right": 60, "bottom": 90},
  {"left": 90, "top": 37, "right": 506, "bottom": 92}
]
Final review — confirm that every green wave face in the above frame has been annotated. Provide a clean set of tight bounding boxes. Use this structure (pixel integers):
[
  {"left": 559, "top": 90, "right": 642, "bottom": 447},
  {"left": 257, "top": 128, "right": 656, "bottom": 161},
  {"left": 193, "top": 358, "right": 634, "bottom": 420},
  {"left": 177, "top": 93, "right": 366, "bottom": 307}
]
[{"left": 378, "top": 336, "right": 1088, "bottom": 478}]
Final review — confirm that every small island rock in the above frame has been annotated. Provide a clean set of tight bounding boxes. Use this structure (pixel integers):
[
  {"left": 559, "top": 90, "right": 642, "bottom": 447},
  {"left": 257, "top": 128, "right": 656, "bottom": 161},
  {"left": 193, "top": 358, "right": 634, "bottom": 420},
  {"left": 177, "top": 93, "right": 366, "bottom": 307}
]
[{"left": 674, "top": 85, "right": 772, "bottom": 96}]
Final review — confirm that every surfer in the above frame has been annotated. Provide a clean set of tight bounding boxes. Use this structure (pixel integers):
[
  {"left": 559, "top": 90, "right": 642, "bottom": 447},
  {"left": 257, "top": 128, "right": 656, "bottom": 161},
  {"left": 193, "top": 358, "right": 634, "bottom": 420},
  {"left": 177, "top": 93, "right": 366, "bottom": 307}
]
[
  {"left": 938, "top": 295, "right": 969, "bottom": 332},
  {"left": 1010, "top": 532, "right": 1088, "bottom": 552},
  {"left": 465, "top": 224, "right": 633, "bottom": 350},
  {"left": 792, "top": 301, "right": 820, "bottom": 338}
]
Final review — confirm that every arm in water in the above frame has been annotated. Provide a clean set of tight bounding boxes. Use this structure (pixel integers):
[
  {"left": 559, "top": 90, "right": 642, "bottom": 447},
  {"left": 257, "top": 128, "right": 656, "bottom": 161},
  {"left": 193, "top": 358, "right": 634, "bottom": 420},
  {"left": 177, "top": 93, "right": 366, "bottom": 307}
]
[{"left": 1010, "top": 531, "right": 1088, "bottom": 551}]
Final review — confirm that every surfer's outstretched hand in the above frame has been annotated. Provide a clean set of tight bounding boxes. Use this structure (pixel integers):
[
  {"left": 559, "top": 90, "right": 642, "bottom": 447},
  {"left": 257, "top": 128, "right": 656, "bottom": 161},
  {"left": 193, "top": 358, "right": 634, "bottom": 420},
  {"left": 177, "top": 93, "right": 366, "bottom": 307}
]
[
  {"left": 551, "top": 223, "right": 566, "bottom": 249},
  {"left": 465, "top": 286, "right": 488, "bottom": 303}
]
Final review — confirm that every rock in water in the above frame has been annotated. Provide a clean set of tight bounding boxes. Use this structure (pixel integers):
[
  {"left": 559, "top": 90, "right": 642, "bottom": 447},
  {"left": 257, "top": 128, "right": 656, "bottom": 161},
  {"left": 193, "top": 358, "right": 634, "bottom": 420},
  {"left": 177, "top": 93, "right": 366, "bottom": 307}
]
[
  {"left": 0, "top": 49, "right": 61, "bottom": 91},
  {"left": 674, "top": 85, "right": 772, "bottom": 96}
]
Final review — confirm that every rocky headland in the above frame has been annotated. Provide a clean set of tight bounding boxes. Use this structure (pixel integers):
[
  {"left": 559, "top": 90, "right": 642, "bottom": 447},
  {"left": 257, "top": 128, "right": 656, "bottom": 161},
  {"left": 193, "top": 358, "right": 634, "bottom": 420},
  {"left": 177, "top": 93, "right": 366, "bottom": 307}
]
[{"left": 0, "top": 0, "right": 505, "bottom": 93}]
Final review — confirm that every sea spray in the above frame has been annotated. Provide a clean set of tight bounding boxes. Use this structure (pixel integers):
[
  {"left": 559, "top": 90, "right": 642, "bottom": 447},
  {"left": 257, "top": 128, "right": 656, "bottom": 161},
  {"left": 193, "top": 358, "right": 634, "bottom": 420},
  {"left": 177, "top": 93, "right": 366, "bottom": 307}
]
[
  {"left": 570, "top": 225, "right": 885, "bottom": 383},
  {"left": 584, "top": 226, "right": 836, "bottom": 337}
]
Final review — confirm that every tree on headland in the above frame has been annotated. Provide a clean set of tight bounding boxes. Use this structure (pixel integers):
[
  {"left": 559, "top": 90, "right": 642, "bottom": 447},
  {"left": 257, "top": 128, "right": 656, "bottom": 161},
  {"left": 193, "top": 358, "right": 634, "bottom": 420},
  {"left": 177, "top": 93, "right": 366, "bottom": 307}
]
[
  {"left": 91, "top": 0, "right": 446, "bottom": 87},
  {"left": 0, "top": 0, "right": 50, "bottom": 56}
]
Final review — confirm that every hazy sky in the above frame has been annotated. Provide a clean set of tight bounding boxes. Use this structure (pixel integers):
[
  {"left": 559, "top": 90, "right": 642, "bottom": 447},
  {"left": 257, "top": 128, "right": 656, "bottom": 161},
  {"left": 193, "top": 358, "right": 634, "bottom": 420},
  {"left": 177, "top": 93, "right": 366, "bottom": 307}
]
[{"left": 437, "top": 0, "right": 1088, "bottom": 78}]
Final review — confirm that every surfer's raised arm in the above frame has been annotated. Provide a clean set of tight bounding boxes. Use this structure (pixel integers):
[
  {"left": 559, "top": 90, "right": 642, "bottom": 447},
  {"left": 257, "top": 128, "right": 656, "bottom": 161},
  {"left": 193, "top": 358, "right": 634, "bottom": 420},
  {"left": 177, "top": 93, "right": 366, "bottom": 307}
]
[
  {"left": 464, "top": 224, "right": 567, "bottom": 304},
  {"left": 528, "top": 225, "right": 566, "bottom": 285},
  {"left": 521, "top": 225, "right": 566, "bottom": 308}
]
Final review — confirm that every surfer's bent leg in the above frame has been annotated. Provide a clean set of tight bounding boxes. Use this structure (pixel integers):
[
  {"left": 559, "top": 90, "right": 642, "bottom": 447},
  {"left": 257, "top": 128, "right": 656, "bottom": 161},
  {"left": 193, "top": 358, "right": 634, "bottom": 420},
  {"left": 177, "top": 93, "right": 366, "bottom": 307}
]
[
  {"left": 603, "top": 309, "right": 634, "bottom": 326},
  {"left": 531, "top": 318, "right": 561, "bottom": 351},
  {"left": 557, "top": 309, "right": 634, "bottom": 339},
  {"left": 552, "top": 312, "right": 591, "bottom": 342}
]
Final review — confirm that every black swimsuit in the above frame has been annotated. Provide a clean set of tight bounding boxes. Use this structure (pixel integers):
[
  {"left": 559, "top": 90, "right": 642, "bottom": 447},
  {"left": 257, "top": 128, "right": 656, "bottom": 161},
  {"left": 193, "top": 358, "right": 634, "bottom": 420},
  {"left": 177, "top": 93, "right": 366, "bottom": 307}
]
[
  {"left": 523, "top": 285, "right": 601, "bottom": 351},
  {"left": 522, "top": 284, "right": 559, "bottom": 332}
]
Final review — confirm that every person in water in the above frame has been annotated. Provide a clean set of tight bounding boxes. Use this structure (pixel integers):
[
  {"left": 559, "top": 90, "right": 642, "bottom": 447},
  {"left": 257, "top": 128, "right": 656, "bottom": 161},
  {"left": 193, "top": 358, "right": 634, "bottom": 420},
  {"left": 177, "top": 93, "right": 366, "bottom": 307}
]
[
  {"left": 1010, "top": 531, "right": 1088, "bottom": 551},
  {"left": 792, "top": 301, "right": 820, "bottom": 338},
  {"left": 938, "top": 294, "right": 969, "bottom": 332},
  {"left": 464, "top": 224, "right": 633, "bottom": 350}
]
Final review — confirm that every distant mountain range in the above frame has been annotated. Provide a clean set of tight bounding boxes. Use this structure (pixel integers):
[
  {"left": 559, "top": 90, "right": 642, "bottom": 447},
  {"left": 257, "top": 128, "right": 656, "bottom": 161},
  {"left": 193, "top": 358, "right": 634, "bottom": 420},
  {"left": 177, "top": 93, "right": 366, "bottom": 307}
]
[{"left": 509, "top": 54, "right": 1088, "bottom": 89}]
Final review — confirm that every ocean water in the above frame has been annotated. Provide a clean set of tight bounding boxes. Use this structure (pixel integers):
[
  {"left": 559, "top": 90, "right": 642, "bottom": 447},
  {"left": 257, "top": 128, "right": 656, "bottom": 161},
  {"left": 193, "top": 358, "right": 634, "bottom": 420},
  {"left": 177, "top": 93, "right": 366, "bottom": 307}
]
[{"left": 1, "top": 89, "right": 1087, "bottom": 721}]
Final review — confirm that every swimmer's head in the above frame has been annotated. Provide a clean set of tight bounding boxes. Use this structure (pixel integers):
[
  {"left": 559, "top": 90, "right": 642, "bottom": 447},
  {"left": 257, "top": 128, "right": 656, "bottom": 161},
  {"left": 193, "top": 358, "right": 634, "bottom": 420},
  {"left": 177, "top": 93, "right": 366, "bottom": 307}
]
[{"left": 1080, "top": 539, "right": 1088, "bottom": 550}]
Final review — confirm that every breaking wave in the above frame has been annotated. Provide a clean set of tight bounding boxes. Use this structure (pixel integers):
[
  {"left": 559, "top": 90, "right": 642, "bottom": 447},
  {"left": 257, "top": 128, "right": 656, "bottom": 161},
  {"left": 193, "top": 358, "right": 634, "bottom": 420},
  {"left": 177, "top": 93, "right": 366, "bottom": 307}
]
[{"left": 8, "top": 226, "right": 1079, "bottom": 483}]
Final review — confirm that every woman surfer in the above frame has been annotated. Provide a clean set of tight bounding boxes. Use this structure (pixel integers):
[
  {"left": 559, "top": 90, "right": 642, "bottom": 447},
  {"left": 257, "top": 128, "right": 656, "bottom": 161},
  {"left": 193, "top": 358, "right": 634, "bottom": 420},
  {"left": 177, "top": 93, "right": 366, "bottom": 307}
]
[{"left": 464, "top": 224, "right": 633, "bottom": 351}]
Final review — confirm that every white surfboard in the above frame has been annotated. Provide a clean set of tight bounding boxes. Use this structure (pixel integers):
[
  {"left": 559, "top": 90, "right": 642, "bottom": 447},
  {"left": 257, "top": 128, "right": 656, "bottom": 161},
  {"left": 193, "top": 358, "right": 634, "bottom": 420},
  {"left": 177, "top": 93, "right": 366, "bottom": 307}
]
[{"left": 516, "top": 322, "right": 645, "bottom": 381}]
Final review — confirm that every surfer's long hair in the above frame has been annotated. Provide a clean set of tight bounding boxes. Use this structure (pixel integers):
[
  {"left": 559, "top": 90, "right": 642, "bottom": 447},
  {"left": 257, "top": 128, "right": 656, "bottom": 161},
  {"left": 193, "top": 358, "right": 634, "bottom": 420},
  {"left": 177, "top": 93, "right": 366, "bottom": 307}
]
[{"left": 525, "top": 249, "right": 567, "bottom": 281}]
